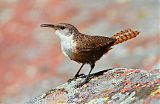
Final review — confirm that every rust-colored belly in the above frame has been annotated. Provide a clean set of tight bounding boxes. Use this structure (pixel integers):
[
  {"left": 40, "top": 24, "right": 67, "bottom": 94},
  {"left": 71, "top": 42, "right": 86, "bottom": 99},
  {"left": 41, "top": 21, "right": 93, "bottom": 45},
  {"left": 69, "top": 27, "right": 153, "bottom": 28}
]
[{"left": 70, "top": 48, "right": 111, "bottom": 64}]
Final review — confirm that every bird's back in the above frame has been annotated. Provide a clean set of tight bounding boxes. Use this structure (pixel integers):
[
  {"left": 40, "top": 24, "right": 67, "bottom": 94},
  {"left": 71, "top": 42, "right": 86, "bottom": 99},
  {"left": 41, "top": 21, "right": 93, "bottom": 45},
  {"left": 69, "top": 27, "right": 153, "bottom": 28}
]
[{"left": 70, "top": 33, "right": 115, "bottom": 64}]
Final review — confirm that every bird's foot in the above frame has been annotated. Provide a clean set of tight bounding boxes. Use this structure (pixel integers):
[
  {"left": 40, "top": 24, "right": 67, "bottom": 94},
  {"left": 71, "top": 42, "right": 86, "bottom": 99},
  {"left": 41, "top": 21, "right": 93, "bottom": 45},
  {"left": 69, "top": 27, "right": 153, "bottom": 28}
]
[
  {"left": 75, "top": 73, "right": 85, "bottom": 78},
  {"left": 67, "top": 73, "right": 85, "bottom": 83},
  {"left": 76, "top": 77, "right": 91, "bottom": 87},
  {"left": 67, "top": 78, "right": 76, "bottom": 83}
]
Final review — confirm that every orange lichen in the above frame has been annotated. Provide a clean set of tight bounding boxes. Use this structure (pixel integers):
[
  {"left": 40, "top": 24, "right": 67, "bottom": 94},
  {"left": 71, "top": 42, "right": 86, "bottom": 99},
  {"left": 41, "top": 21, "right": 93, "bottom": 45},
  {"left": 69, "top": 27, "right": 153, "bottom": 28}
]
[
  {"left": 121, "top": 88, "right": 131, "bottom": 93},
  {"left": 150, "top": 87, "right": 160, "bottom": 96}
]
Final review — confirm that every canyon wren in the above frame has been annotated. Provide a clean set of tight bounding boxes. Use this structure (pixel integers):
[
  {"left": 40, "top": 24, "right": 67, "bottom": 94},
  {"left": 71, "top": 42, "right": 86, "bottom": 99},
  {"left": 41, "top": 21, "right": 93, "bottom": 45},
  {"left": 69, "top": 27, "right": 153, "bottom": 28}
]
[{"left": 41, "top": 23, "right": 140, "bottom": 85}]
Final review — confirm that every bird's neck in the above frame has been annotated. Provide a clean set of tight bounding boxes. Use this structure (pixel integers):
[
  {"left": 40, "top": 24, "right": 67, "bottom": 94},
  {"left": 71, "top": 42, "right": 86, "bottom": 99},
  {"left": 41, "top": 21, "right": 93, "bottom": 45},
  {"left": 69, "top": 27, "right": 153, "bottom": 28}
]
[{"left": 55, "top": 31, "right": 76, "bottom": 57}]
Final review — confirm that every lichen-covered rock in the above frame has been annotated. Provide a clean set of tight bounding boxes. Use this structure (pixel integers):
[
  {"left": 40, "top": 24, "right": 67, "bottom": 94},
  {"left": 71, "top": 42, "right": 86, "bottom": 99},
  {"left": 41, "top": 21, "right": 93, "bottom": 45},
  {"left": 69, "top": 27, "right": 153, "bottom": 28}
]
[{"left": 26, "top": 68, "right": 160, "bottom": 104}]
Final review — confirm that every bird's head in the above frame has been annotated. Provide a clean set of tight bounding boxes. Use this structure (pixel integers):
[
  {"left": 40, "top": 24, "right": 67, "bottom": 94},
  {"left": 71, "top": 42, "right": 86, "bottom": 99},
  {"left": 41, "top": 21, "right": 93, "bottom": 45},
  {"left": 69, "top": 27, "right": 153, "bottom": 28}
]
[{"left": 41, "top": 23, "right": 79, "bottom": 39}]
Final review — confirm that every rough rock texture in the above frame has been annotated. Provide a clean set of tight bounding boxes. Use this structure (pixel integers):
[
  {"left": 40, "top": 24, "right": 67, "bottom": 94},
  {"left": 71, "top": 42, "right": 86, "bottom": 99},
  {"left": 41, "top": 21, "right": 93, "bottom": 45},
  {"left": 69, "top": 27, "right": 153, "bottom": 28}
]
[{"left": 26, "top": 68, "right": 160, "bottom": 104}]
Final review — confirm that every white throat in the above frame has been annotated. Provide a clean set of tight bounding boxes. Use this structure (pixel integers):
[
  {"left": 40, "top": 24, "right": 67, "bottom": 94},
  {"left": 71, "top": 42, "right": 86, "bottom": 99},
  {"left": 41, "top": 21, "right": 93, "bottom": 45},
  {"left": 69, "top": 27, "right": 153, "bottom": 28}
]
[{"left": 55, "top": 30, "right": 76, "bottom": 57}]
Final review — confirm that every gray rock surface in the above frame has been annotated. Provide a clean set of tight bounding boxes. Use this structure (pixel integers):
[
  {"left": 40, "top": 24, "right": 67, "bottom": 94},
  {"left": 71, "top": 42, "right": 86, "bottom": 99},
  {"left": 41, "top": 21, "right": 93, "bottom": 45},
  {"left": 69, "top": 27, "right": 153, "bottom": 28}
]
[{"left": 26, "top": 68, "right": 160, "bottom": 104}]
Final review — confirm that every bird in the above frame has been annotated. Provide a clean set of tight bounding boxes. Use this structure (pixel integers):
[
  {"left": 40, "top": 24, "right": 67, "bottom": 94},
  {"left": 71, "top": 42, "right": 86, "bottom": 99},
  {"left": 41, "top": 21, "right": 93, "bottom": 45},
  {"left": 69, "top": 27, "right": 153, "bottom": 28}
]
[{"left": 40, "top": 23, "right": 140, "bottom": 86}]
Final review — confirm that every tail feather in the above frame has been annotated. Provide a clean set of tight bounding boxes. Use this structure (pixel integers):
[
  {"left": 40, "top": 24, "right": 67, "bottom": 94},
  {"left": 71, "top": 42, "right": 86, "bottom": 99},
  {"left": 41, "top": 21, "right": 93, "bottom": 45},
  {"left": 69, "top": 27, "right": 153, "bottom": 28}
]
[{"left": 112, "top": 28, "right": 140, "bottom": 46}]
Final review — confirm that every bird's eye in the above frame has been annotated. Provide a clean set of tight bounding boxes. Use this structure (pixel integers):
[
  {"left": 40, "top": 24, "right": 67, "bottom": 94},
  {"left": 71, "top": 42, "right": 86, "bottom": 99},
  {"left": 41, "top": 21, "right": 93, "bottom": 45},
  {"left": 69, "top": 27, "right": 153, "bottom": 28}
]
[{"left": 60, "top": 26, "right": 66, "bottom": 30}]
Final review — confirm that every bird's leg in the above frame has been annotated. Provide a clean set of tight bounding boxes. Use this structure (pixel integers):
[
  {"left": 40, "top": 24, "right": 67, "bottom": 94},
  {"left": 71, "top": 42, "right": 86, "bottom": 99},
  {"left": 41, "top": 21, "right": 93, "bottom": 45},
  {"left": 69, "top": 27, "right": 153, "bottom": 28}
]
[
  {"left": 68, "top": 63, "right": 85, "bottom": 83},
  {"left": 74, "top": 63, "right": 85, "bottom": 78},
  {"left": 77, "top": 63, "right": 95, "bottom": 87},
  {"left": 84, "top": 63, "right": 95, "bottom": 83}
]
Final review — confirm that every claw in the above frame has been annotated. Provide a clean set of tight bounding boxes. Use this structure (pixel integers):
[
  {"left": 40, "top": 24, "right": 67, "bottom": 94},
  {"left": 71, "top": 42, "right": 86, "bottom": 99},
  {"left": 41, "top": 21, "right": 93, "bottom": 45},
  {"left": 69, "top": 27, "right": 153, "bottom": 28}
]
[
  {"left": 67, "top": 78, "right": 76, "bottom": 83},
  {"left": 75, "top": 73, "right": 85, "bottom": 78},
  {"left": 68, "top": 73, "right": 86, "bottom": 83}
]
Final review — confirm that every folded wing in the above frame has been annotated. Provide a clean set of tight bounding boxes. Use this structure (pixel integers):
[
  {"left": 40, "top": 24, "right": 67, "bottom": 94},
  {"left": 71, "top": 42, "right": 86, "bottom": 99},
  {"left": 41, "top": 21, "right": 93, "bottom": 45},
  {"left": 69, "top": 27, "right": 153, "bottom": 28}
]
[{"left": 73, "top": 34, "right": 116, "bottom": 52}]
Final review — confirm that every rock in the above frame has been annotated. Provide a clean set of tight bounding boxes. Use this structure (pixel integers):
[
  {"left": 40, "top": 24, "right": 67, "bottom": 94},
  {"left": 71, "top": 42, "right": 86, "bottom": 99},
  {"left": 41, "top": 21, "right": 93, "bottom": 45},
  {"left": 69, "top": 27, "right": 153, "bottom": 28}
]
[{"left": 26, "top": 68, "right": 160, "bottom": 104}]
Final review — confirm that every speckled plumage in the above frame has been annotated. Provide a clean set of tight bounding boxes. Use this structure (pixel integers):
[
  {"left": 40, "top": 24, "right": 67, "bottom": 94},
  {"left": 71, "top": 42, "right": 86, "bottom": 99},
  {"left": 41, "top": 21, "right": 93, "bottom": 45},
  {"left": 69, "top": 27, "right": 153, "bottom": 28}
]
[
  {"left": 41, "top": 23, "right": 140, "bottom": 85},
  {"left": 71, "top": 33, "right": 116, "bottom": 64},
  {"left": 112, "top": 28, "right": 140, "bottom": 46}
]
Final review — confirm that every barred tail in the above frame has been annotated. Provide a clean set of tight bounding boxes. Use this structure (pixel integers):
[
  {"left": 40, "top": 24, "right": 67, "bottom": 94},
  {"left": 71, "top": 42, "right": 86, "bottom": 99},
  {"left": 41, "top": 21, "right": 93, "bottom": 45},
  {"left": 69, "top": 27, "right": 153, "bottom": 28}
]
[{"left": 112, "top": 28, "right": 140, "bottom": 46}]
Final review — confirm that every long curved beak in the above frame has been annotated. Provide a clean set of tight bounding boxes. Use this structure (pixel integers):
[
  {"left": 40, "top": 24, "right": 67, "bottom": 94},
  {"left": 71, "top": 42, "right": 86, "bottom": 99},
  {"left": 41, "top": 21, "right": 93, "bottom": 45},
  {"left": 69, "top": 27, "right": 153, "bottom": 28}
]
[{"left": 40, "top": 24, "right": 55, "bottom": 28}]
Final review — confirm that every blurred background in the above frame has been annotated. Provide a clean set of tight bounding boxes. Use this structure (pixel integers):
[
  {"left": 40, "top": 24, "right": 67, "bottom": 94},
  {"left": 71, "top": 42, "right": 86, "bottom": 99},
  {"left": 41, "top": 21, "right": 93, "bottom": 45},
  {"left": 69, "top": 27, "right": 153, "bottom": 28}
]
[{"left": 0, "top": 0, "right": 159, "bottom": 103}]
